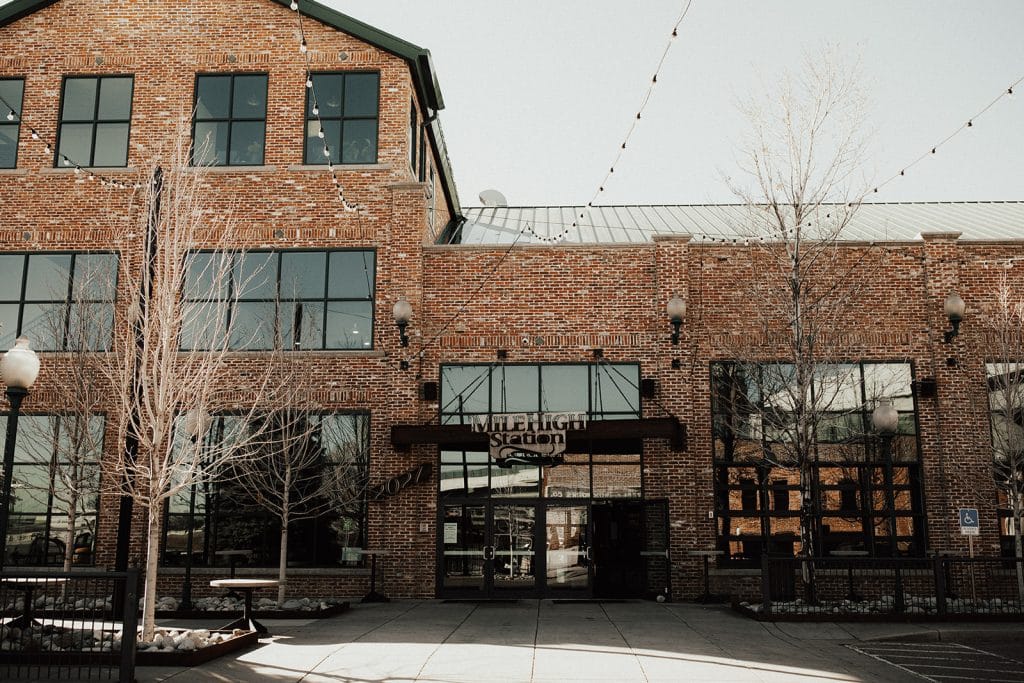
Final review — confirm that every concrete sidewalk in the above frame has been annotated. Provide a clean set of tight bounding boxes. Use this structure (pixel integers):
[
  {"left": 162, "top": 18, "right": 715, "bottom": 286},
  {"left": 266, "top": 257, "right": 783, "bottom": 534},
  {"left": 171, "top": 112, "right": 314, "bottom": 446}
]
[{"left": 139, "top": 600, "right": 1024, "bottom": 683}]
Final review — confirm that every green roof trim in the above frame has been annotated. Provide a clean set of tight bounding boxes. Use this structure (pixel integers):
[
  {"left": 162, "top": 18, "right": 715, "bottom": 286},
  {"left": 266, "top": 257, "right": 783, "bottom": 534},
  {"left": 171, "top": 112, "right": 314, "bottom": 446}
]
[
  {"left": 0, "top": 0, "right": 58, "bottom": 27},
  {"left": 0, "top": 0, "right": 463, "bottom": 222}
]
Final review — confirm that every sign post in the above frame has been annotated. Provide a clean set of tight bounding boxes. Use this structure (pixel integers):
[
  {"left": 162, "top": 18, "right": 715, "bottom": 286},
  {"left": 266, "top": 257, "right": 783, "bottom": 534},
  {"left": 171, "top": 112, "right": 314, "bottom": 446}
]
[{"left": 959, "top": 508, "right": 979, "bottom": 603}]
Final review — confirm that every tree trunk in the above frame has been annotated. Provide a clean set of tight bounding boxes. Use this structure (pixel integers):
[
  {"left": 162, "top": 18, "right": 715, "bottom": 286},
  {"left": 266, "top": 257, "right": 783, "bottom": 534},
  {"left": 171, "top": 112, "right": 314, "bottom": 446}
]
[
  {"left": 1014, "top": 493, "right": 1024, "bottom": 607},
  {"left": 63, "top": 498, "right": 77, "bottom": 573},
  {"left": 278, "top": 515, "right": 288, "bottom": 606},
  {"left": 141, "top": 510, "right": 162, "bottom": 642}
]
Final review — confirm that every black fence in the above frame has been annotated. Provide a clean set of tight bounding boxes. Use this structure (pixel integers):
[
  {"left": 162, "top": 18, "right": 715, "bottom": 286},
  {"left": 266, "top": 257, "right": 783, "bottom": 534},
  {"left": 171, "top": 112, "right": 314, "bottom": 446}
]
[
  {"left": 745, "top": 555, "right": 1023, "bottom": 620},
  {"left": 0, "top": 569, "right": 138, "bottom": 681}
]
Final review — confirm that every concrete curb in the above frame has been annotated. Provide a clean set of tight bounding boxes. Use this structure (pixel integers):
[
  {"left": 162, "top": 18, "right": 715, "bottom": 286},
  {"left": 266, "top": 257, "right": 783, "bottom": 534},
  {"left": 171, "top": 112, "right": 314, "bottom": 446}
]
[{"left": 867, "top": 626, "right": 1024, "bottom": 642}]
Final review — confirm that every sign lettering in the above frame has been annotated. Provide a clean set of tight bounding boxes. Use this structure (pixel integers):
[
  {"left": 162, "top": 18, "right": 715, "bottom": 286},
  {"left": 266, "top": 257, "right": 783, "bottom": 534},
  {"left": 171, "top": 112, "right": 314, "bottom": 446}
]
[
  {"left": 470, "top": 412, "right": 587, "bottom": 461},
  {"left": 370, "top": 463, "right": 432, "bottom": 501}
]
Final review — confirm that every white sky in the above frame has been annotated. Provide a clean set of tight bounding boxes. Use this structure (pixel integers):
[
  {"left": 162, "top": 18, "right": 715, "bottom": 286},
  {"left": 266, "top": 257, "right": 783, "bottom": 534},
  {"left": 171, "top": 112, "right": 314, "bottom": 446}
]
[{"left": 325, "top": 0, "right": 1024, "bottom": 208}]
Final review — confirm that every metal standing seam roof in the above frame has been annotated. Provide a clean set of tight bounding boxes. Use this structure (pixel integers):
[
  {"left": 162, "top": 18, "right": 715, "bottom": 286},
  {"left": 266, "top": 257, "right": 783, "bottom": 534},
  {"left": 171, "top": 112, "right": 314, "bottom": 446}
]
[{"left": 452, "top": 202, "right": 1024, "bottom": 245}]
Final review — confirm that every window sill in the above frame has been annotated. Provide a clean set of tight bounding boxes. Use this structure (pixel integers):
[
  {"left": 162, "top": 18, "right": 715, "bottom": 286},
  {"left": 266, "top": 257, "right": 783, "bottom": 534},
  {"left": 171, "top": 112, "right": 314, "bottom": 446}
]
[
  {"left": 181, "top": 165, "right": 278, "bottom": 174},
  {"left": 0, "top": 168, "right": 28, "bottom": 175},
  {"left": 39, "top": 167, "right": 136, "bottom": 175},
  {"left": 217, "top": 349, "right": 386, "bottom": 358},
  {"left": 287, "top": 163, "right": 390, "bottom": 172}
]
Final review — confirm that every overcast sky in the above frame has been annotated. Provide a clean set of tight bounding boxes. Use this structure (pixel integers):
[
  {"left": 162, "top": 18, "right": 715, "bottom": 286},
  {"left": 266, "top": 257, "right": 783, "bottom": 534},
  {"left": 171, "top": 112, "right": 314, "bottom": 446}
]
[{"left": 325, "top": 0, "right": 1024, "bottom": 208}]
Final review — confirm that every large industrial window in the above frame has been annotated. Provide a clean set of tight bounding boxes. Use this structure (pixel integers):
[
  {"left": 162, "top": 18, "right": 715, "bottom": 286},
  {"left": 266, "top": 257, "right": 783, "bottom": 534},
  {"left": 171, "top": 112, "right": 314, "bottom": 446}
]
[
  {"left": 711, "top": 362, "right": 924, "bottom": 564},
  {"left": 0, "top": 78, "right": 24, "bottom": 168},
  {"left": 56, "top": 76, "right": 133, "bottom": 167},
  {"left": 193, "top": 74, "right": 268, "bottom": 166},
  {"left": 987, "top": 362, "right": 1024, "bottom": 557},
  {"left": 0, "top": 252, "right": 117, "bottom": 351},
  {"left": 304, "top": 72, "right": 379, "bottom": 165},
  {"left": 180, "top": 249, "right": 375, "bottom": 351},
  {"left": 439, "top": 363, "right": 642, "bottom": 499},
  {"left": 0, "top": 415, "right": 102, "bottom": 567},
  {"left": 161, "top": 413, "right": 369, "bottom": 568}
]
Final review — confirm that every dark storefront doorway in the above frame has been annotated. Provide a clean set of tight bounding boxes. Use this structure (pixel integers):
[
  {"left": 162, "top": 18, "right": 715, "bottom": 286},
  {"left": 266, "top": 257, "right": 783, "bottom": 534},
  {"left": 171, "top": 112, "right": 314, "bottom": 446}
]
[{"left": 439, "top": 499, "right": 669, "bottom": 599}]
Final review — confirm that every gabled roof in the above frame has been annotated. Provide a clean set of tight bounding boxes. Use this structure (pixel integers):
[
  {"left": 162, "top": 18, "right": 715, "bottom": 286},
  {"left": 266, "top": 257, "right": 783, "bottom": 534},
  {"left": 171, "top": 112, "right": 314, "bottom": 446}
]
[
  {"left": 0, "top": 0, "right": 463, "bottom": 222},
  {"left": 452, "top": 202, "right": 1024, "bottom": 245}
]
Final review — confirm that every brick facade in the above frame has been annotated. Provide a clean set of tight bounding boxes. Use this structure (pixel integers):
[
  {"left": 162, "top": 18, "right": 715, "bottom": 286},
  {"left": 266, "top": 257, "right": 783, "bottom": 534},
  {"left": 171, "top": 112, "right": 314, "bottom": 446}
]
[{"left": 1, "top": 0, "right": 1022, "bottom": 603}]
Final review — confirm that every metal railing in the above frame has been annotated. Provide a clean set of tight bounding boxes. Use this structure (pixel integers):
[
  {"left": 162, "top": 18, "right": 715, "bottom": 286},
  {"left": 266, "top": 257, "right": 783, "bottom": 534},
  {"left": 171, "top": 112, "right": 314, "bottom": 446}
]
[
  {"left": 0, "top": 568, "right": 138, "bottom": 681},
  {"left": 749, "top": 555, "right": 1023, "bottom": 620}
]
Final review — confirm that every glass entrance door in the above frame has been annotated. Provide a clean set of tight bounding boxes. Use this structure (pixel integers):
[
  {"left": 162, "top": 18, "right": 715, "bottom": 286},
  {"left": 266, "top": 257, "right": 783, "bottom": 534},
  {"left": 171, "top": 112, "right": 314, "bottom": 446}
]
[
  {"left": 440, "top": 502, "right": 539, "bottom": 597},
  {"left": 544, "top": 504, "right": 592, "bottom": 596},
  {"left": 491, "top": 504, "right": 537, "bottom": 593}
]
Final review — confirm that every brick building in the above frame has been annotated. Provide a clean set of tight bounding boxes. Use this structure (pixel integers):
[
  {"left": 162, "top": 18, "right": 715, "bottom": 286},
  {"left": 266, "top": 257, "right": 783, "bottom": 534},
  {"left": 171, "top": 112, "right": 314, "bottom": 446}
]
[{"left": 1, "top": 0, "right": 1023, "bottom": 602}]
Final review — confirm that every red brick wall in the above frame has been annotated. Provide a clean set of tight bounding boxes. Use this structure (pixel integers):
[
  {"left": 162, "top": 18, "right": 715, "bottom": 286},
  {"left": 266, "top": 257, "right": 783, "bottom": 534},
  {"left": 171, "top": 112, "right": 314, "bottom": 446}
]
[{"left": 2, "top": 0, "right": 1021, "bottom": 603}]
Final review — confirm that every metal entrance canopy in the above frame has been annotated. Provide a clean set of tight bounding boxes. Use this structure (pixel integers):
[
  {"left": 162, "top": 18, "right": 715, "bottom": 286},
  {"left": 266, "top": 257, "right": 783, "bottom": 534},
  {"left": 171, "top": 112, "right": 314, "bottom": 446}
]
[{"left": 391, "top": 416, "right": 686, "bottom": 455}]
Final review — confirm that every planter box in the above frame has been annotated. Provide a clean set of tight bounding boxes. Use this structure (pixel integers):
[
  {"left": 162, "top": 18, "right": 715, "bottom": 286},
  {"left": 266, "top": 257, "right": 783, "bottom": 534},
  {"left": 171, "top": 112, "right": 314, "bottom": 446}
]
[
  {"left": 135, "top": 630, "right": 260, "bottom": 667},
  {"left": 156, "top": 601, "right": 349, "bottom": 620}
]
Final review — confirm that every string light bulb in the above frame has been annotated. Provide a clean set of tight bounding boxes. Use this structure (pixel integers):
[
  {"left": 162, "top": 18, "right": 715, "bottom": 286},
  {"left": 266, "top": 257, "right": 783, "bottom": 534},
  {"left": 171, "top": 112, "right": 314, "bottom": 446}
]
[
  {"left": 312, "top": 105, "right": 319, "bottom": 116},
  {"left": 299, "top": 38, "right": 307, "bottom": 54},
  {"left": 290, "top": 0, "right": 298, "bottom": 9},
  {"left": 305, "top": 78, "right": 313, "bottom": 88},
  {"left": 5, "top": 111, "right": 13, "bottom": 121}
]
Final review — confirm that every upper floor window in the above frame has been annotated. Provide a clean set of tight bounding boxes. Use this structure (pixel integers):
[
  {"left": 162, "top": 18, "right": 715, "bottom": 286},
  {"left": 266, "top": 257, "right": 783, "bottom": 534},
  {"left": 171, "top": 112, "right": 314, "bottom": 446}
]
[
  {"left": 0, "top": 252, "right": 118, "bottom": 352},
  {"left": 181, "top": 249, "right": 375, "bottom": 351},
  {"left": 56, "top": 76, "right": 133, "bottom": 167},
  {"left": 193, "top": 74, "right": 268, "bottom": 166},
  {"left": 304, "top": 72, "right": 379, "bottom": 165},
  {"left": 0, "top": 78, "right": 24, "bottom": 168},
  {"left": 440, "top": 362, "right": 641, "bottom": 423}
]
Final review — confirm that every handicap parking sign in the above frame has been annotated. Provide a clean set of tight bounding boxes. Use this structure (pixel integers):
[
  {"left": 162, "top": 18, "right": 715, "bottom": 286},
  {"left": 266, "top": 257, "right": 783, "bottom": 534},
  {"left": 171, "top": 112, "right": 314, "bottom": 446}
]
[{"left": 959, "top": 508, "right": 980, "bottom": 536}]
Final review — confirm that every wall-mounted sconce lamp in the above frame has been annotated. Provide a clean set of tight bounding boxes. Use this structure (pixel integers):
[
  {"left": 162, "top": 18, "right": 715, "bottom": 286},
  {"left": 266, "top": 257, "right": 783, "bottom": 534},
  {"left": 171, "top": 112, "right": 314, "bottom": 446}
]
[
  {"left": 393, "top": 296, "right": 412, "bottom": 347},
  {"left": 943, "top": 293, "right": 965, "bottom": 343},
  {"left": 666, "top": 295, "right": 685, "bottom": 345}
]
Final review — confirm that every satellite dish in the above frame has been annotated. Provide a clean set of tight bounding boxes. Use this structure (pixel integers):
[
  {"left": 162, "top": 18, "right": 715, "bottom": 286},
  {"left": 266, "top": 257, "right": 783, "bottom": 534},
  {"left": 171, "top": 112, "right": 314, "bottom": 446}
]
[{"left": 478, "top": 189, "right": 508, "bottom": 207}]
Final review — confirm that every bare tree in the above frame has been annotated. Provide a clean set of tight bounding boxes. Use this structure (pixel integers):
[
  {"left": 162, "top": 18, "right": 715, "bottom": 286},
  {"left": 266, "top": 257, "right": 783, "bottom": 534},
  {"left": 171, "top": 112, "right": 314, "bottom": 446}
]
[
  {"left": 980, "top": 273, "right": 1024, "bottom": 602},
  {"left": 718, "top": 51, "right": 877, "bottom": 584},
  {"left": 99, "top": 128, "right": 273, "bottom": 640},
  {"left": 228, "top": 345, "right": 370, "bottom": 604}
]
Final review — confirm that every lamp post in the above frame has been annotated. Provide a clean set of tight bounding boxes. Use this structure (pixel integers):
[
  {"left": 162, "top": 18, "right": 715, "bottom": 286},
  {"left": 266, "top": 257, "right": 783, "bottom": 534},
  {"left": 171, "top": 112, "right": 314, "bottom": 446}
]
[
  {"left": 180, "top": 408, "right": 211, "bottom": 610},
  {"left": 666, "top": 296, "right": 685, "bottom": 345},
  {"left": 871, "top": 398, "right": 900, "bottom": 556},
  {"left": 1, "top": 337, "right": 41, "bottom": 570}
]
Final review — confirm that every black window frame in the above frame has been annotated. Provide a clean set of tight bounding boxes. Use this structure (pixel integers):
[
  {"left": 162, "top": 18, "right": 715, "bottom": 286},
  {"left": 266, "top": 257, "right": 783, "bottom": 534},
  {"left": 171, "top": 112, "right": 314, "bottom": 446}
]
[
  {"left": 303, "top": 71, "right": 380, "bottom": 165},
  {"left": 409, "top": 98, "right": 417, "bottom": 171},
  {"left": 711, "top": 360, "right": 926, "bottom": 565},
  {"left": 985, "top": 361, "right": 1024, "bottom": 557},
  {"left": 181, "top": 248, "right": 376, "bottom": 351},
  {"left": 438, "top": 362, "right": 644, "bottom": 501},
  {"left": 0, "top": 77, "right": 25, "bottom": 169},
  {"left": 55, "top": 75, "right": 134, "bottom": 168},
  {"left": 0, "top": 412, "right": 104, "bottom": 567},
  {"left": 161, "top": 411, "right": 371, "bottom": 569},
  {"left": 0, "top": 251, "right": 119, "bottom": 352},
  {"left": 192, "top": 72, "right": 269, "bottom": 167}
]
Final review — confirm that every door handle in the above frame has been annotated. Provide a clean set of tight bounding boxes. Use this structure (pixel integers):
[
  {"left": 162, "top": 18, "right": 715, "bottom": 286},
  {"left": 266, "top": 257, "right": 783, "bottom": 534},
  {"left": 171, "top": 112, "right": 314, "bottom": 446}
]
[
  {"left": 483, "top": 546, "right": 494, "bottom": 560},
  {"left": 584, "top": 546, "right": 592, "bottom": 561}
]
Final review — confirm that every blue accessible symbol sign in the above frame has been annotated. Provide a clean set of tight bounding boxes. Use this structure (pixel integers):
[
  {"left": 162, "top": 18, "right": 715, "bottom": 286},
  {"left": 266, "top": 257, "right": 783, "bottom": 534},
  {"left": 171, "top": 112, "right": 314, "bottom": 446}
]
[{"left": 959, "top": 508, "right": 980, "bottom": 536}]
